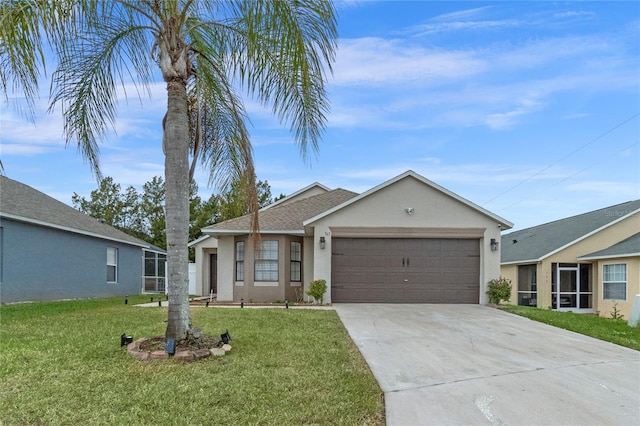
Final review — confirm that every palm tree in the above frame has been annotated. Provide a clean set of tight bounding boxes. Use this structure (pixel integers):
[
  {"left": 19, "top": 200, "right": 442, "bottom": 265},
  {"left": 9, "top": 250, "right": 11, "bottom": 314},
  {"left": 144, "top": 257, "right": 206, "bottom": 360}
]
[{"left": 0, "top": 0, "right": 337, "bottom": 340}]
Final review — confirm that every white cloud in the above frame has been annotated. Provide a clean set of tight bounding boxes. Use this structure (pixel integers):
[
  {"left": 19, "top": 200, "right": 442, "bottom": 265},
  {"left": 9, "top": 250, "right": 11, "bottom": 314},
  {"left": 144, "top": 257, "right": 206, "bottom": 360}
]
[
  {"left": 432, "top": 6, "right": 495, "bottom": 22},
  {"left": 0, "top": 144, "right": 56, "bottom": 155},
  {"left": 333, "top": 38, "right": 486, "bottom": 87},
  {"left": 485, "top": 96, "right": 544, "bottom": 129},
  {"left": 405, "top": 5, "right": 598, "bottom": 39},
  {"left": 408, "top": 19, "right": 521, "bottom": 36},
  {"left": 1, "top": 106, "right": 66, "bottom": 145},
  {"left": 100, "top": 158, "right": 164, "bottom": 188},
  {"left": 325, "top": 26, "right": 639, "bottom": 132},
  {"left": 565, "top": 180, "right": 640, "bottom": 199}
]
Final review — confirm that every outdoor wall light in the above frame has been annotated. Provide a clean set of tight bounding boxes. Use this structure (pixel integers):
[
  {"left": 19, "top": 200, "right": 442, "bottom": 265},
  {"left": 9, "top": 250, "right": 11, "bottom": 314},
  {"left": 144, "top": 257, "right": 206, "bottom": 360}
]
[
  {"left": 319, "top": 236, "right": 326, "bottom": 249},
  {"left": 490, "top": 238, "right": 499, "bottom": 251},
  {"left": 405, "top": 207, "right": 414, "bottom": 215},
  {"left": 120, "top": 333, "right": 133, "bottom": 347}
]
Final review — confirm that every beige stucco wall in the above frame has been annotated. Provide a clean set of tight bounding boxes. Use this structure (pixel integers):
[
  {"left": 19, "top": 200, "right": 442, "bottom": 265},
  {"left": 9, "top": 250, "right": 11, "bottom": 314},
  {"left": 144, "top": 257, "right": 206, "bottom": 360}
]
[
  {"left": 198, "top": 233, "right": 310, "bottom": 303},
  {"left": 217, "top": 235, "right": 305, "bottom": 303},
  {"left": 309, "top": 175, "right": 505, "bottom": 303},
  {"left": 302, "top": 236, "right": 315, "bottom": 302},
  {"left": 502, "top": 215, "right": 639, "bottom": 318},
  {"left": 193, "top": 236, "right": 218, "bottom": 297},
  {"left": 216, "top": 236, "right": 234, "bottom": 301},
  {"left": 502, "top": 264, "right": 518, "bottom": 303},
  {"left": 593, "top": 257, "right": 639, "bottom": 319}
]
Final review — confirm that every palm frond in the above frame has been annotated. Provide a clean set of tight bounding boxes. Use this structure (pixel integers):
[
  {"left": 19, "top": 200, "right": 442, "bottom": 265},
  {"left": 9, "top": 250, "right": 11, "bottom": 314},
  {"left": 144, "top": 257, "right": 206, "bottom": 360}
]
[
  {"left": 49, "top": 3, "right": 156, "bottom": 177},
  {"left": 0, "top": 0, "right": 47, "bottom": 118},
  {"left": 187, "top": 17, "right": 259, "bottom": 232},
  {"left": 228, "top": 0, "right": 338, "bottom": 161},
  {"left": 0, "top": 0, "right": 96, "bottom": 119}
]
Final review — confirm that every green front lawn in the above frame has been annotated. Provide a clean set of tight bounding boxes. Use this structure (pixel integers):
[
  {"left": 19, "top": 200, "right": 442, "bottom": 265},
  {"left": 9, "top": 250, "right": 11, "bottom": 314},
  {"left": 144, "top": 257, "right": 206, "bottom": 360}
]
[
  {"left": 0, "top": 297, "right": 384, "bottom": 425},
  {"left": 498, "top": 305, "right": 640, "bottom": 351}
]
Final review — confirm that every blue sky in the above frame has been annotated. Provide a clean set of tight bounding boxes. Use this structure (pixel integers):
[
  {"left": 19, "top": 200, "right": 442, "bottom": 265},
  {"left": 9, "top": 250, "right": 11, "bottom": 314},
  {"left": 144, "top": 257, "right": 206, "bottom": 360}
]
[{"left": 2, "top": 1, "right": 639, "bottom": 231}]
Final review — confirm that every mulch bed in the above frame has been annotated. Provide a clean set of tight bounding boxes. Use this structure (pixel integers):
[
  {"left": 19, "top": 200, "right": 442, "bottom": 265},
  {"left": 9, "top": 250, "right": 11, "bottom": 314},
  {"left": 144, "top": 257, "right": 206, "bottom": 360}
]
[{"left": 127, "top": 333, "right": 228, "bottom": 362}]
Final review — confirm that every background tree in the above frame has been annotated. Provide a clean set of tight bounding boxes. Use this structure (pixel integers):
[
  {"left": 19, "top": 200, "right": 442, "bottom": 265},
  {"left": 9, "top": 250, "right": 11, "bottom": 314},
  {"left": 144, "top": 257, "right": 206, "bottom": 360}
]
[
  {"left": 140, "top": 176, "right": 167, "bottom": 249},
  {"left": 218, "top": 179, "right": 273, "bottom": 222},
  {"left": 73, "top": 175, "right": 276, "bottom": 259},
  {"left": 72, "top": 177, "right": 127, "bottom": 227},
  {"left": 1, "top": 0, "right": 337, "bottom": 341},
  {"left": 74, "top": 176, "right": 148, "bottom": 242}
]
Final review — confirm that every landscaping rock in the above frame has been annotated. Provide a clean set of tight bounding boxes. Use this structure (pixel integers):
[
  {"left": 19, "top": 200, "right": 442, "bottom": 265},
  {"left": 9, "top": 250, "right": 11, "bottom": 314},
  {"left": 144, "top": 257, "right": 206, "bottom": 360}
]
[
  {"left": 222, "top": 344, "right": 232, "bottom": 352},
  {"left": 174, "top": 351, "right": 195, "bottom": 362},
  {"left": 210, "top": 347, "right": 226, "bottom": 357},
  {"left": 150, "top": 350, "right": 169, "bottom": 360},
  {"left": 194, "top": 349, "right": 211, "bottom": 360}
]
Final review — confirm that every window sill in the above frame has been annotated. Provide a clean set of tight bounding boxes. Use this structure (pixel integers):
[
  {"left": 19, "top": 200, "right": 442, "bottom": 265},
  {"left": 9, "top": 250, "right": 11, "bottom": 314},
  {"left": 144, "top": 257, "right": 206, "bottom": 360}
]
[{"left": 254, "top": 281, "right": 279, "bottom": 287}]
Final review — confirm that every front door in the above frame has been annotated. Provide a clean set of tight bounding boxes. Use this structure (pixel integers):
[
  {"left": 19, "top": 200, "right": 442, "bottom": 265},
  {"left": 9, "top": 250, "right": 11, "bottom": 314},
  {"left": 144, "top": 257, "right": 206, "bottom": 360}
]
[{"left": 553, "top": 263, "right": 592, "bottom": 312}]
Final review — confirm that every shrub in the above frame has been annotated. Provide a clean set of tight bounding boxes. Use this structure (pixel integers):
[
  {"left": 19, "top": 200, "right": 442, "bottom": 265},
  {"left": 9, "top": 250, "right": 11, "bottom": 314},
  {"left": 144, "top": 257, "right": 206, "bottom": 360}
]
[
  {"left": 610, "top": 301, "right": 624, "bottom": 320},
  {"left": 306, "top": 279, "right": 327, "bottom": 304},
  {"left": 487, "top": 277, "right": 512, "bottom": 304}
]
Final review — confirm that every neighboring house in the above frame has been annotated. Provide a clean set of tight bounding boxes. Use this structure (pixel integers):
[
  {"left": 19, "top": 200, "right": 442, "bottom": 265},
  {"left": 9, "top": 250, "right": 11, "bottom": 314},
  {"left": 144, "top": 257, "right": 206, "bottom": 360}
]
[
  {"left": 500, "top": 200, "right": 640, "bottom": 319},
  {"left": 190, "top": 170, "right": 513, "bottom": 304},
  {"left": 0, "top": 176, "right": 165, "bottom": 303}
]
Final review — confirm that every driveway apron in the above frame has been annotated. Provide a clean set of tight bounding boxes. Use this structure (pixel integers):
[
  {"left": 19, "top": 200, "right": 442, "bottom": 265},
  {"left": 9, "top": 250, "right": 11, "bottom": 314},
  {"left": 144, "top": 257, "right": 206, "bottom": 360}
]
[{"left": 335, "top": 304, "right": 639, "bottom": 426}]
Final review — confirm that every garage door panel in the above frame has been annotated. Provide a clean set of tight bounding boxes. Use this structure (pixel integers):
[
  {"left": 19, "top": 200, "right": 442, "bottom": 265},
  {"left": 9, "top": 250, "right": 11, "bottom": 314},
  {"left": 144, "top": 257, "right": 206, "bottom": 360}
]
[{"left": 332, "top": 238, "right": 479, "bottom": 303}]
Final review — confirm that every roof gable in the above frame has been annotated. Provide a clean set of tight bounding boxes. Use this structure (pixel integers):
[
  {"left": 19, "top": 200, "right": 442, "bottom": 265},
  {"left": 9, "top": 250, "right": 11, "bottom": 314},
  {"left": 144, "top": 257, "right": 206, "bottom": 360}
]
[
  {"left": 203, "top": 188, "right": 358, "bottom": 234},
  {"left": 501, "top": 200, "right": 640, "bottom": 264},
  {"left": 578, "top": 232, "right": 640, "bottom": 260},
  {"left": 0, "top": 176, "right": 149, "bottom": 247},
  {"left": 304, "top": 170, "right": 513, "bottom": 228},
  {"left": 263, "top": 182, "right": 330, "bottom": 209}
]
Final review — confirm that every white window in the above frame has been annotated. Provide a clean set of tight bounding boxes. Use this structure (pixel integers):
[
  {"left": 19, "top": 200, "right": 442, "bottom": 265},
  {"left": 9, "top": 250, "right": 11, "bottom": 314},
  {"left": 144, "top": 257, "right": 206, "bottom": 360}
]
[
  {"left": 107, "top": 247, "right": 118, "bottom": 283},
  {"left": 255, "top": 240, "right": 278, "bottom": 281},
  {"left": 603, "top": 264, "right": 626, "bottom": 300},
  {"left": 235, "top": 241, "right": 245, "bottom": 281}
]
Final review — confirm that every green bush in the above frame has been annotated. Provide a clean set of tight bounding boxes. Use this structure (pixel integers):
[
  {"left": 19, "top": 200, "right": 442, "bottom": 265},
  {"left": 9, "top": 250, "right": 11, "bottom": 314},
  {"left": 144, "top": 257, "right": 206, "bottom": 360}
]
[
  {"left": 306, "top": 279, "right": 327, "bottom": 304},
  {"left": 487, "top": 277, "right": 512, "bottom": 304}
]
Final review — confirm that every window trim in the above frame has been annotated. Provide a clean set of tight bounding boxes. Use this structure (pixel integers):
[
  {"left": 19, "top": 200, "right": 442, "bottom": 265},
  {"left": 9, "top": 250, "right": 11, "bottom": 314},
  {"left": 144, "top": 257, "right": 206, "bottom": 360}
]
[
  {"left": 603, "top": 263, "right": 627, "bottom": 301},
  {"left": 107, "top": 247, "right": 118, "bottom": 283}
]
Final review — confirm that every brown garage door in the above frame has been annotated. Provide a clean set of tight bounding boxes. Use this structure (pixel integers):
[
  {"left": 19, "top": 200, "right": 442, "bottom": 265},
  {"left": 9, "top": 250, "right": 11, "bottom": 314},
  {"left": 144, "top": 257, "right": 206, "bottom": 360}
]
[{"left": 331, "top": 238, "right": 480, "bottom": 303}]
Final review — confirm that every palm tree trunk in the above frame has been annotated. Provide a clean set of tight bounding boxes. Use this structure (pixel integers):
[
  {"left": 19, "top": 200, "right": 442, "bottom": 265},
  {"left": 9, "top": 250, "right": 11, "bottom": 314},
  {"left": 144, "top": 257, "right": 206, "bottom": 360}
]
[{"left": 164, "top": 79, "right": 191, "bottom": 341}]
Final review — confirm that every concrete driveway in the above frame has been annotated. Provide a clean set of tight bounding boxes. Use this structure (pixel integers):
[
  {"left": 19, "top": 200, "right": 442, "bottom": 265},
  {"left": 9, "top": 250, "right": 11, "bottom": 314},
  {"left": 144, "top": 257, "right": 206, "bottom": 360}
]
[{"left": 334, "top": 304, "right": 639, "bottom": 425}]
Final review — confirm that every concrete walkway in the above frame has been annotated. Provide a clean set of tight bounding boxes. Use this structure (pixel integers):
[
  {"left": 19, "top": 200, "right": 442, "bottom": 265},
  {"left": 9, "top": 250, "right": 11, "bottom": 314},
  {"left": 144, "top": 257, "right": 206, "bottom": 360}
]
[{"left": 334, "top": 304, "right": 639, "bottom": 426}]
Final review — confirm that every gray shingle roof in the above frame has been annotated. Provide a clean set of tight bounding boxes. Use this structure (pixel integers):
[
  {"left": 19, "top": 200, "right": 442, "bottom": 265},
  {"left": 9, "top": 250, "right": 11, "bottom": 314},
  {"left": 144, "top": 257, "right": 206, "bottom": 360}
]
[
  {"left": 501, "top": 200, "right": 640, "bottom": 264},
  {"left": 578, "top": 232, "right": 640, "bottom": 260},
  {"left": 203, "top": 188, "right": 359, "bottom": 234},
  {"left": 0, "top": 176, "right": 149, "bottom": 247}
]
